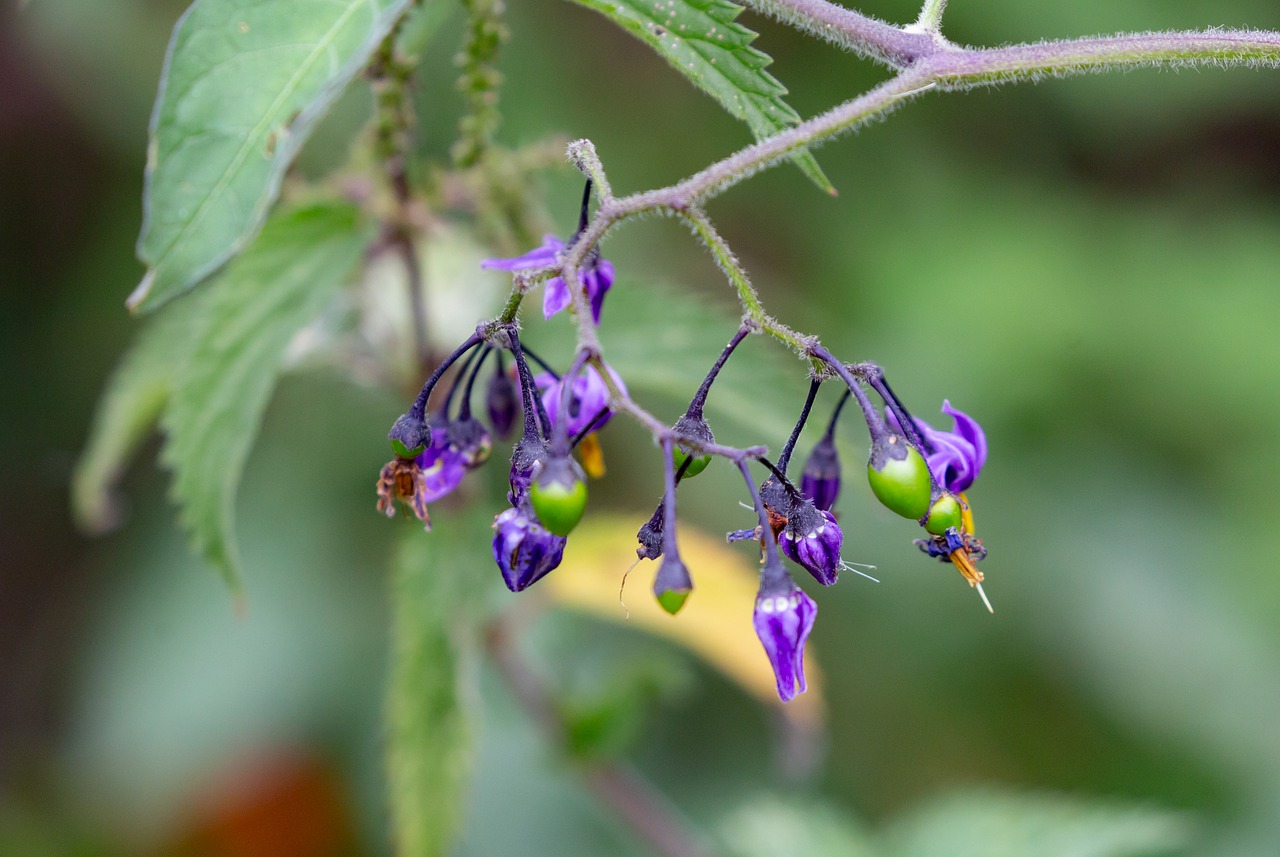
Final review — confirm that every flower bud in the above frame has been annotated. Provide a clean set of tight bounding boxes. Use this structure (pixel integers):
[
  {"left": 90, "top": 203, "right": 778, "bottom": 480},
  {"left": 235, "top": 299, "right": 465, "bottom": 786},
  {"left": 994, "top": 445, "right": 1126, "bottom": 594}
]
[
  {"left": 753, "top": 564, "right": 817, "bottom": 703},
  {"left": 492, "top": 506, "right": 567, "bottom": 592},
  {"left": 866, "top": 434, "right": 931, "bottom": 520},
  {"left": 529, "top": 454, "right": 588, "bottom": 537},
  {"left": 485, "top": 369, "right": 519, "bottom": 439},
  {"left": 652, "top": 553, "right": 692, "bottom": 615},
  {"left": 800, "top": 435, "right": 841, "bottom": 512},
  {"left": 388, "top": 411, "right": 431, "bottom": 460}
]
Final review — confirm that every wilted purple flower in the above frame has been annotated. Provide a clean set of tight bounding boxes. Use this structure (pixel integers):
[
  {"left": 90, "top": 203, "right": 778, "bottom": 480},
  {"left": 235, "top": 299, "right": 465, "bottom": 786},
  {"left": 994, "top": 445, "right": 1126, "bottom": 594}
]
[
  {"left": 492, "top": 505, "right": 567, "bottom": 591},
  {"left": 800, "top": 434, "right": 841, "bottom": 512},
  {"left": 753, "top": 574, "right": 817, "bottom": 703},
  {"left": 533, "top": 363, "right": 626, "bottom": 437},
  {"left": 779, "top": 505, "right": 843, "bottom": 587},
  {"left": 481, "top": 235, "right": 616, "bottom": 323},
  {"left": 888, "top": 400, "right": 987, "bottom": 494}
]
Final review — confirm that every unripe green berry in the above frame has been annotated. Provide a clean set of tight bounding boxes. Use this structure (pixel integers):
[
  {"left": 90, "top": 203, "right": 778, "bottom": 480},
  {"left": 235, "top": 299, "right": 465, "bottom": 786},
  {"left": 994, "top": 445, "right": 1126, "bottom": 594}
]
[
  {"left": 867, "top": 437, "right": 932, "bottom": 520},
  {"left": 673, "top": 446, "right": 711, "bottom": 479},
  {"left": 924, "top": 493, "right": 963, "bottom": 536},
  {"left": 529, "top": 459, "right": 588, "bottom": 536},
  {"left": 656, "top": 588, "right": 690, "bottom": 615},
  {"left": 390, "top": 437, "right": 425, "bottom": 460}
]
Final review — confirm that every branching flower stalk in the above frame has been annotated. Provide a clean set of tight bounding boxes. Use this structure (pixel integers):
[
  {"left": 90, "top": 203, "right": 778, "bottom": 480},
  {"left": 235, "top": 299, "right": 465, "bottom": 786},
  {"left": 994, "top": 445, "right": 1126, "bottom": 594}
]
[{"left": 384, "top": 2, "right": 1280, "bottom": 699}]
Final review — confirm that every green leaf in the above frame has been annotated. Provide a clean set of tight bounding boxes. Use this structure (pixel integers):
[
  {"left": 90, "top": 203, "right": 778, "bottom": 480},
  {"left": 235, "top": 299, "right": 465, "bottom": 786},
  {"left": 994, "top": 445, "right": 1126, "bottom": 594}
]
[
  {"left": 883, "top": 791, "right": 1194, "bottom": 857},
  {"left": 129, "top": 0, "right": 413, "bottom": 312},
  {"left": 569, "top": 0, "right": 833, "bottom": 194},
  {"left": 719, "top": 795, "right": 879, "bottom": 857},
  {"left": 161, "top": 203, "right": 369, "bottom": 594},
  {"left": 386, "top": 517, "right": 487, "bottom": 857},
  {"left": 72, "top": 292, "right": 205, "bottom": 534}
]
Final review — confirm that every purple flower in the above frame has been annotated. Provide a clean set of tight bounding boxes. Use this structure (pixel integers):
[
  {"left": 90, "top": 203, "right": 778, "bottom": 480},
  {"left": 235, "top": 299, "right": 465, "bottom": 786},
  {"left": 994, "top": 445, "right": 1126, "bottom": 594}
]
[
  {"left": 531, "top": 363, "right": 625, "bottom": 438},
  {"left": 481, "top": 235, "right": 616, "bottom": 323},
  {"left": 753, "top": 579, "right": 817, "bottom": 703},
  {"left": 415, "top": 422, "right": 468, "bottom": 503},
  {"left": 492, "top": 505, "right": 567, "bottom": 592},
  {"left": 779, "top": 506, "right": 843, "bottom": 587},
  {"left": 800, "top": 434, "right": 841, "bottom": 512},
  {"left": 889, "top": 400, "right": 987, "bottom": 494}
]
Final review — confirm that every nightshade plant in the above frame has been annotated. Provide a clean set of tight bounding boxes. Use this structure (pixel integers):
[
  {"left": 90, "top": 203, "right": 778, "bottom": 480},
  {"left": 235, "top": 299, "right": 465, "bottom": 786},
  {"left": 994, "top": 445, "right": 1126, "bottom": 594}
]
[{"left": 71, "top": 0, "right": 1280, "bottom": 853}]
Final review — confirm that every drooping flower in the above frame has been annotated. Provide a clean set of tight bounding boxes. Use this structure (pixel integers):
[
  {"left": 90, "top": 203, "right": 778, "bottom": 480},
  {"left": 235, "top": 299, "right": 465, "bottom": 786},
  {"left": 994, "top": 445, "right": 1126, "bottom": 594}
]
[
  {"left": 779, "top": 504, "right": 844, "bottom": 587},
  {"left": 753, "top": 564, "right": 817, "bottom": 702},
  {"left": 492, "top": 505, "right": 567, "bottom": 592},
  {"left": 888, "top": 401, "right": 987, "bottom": 494},
  {"left": 531, "top": 363, "right": 626, "bottom": 438},
  {"left": 481, "top": 235, "right": 616, "bottom": 323}
]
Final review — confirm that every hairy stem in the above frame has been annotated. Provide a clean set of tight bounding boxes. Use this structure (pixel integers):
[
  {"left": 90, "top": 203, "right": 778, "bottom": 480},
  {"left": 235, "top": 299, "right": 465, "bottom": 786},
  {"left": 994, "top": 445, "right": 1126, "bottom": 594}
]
[{"left": 914, "top": 0, "right": 948, "bottom": 34}]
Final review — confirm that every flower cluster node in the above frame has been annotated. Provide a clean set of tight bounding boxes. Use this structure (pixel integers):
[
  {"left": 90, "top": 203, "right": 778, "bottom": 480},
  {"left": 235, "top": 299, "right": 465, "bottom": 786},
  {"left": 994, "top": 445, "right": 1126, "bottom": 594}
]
[{"left": 378, "top": 181, "right": 994, "bottom": 701}]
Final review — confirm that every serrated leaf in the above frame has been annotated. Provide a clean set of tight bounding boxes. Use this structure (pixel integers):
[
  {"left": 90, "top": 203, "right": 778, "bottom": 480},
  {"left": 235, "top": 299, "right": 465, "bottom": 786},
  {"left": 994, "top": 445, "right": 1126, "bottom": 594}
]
[
  {"left": 883, "top": 791, "right": 1194, "bottom": 857},
  {"left": 72, "top": 292, "right": 206, "bottom": 534},
  {"left": 129, "top": 0, "right": 413, "bottom": 312},
  {"left": 386, "top": 517, "right": 486, "bottom": 857},
  {"left": 569, "top": 0, "right": 833, "bottom": 194},
  {"left": 162, "top": 203, "right": 369, "bottom": 593}
]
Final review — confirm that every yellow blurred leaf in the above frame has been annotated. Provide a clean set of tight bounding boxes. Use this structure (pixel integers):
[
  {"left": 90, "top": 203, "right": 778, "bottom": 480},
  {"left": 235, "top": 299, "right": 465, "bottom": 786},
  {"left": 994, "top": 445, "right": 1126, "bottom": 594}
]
[{"left": 543, "top": 514, "right": 825, "bottom": 729}]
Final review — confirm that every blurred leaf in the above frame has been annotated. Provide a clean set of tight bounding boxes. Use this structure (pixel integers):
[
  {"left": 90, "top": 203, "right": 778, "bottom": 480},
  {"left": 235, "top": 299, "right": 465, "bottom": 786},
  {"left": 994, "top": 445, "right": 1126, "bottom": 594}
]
[
  {"left": 72, "top": 292, "right": 204, "bottom": 534},
  {"left": 719, "top": 794, "right": 879, "bottom": 857},
  {"left": 386, "top": 517, "right": 488, "bottom": 857},
  {"left": 568, "top": 0, "right": 833, "bottom": 193},
  {"left": 129, "top": 0, "right": 412, "bottom": 312},
  {"left": 543, "top": 514, "right": 825, "bottom": 729},
  {"left": 161, "top": 203, "right": 369, "bottom": 594},
  {"left": 882, "top": 791, "right": 1194, "bottom": 857}
]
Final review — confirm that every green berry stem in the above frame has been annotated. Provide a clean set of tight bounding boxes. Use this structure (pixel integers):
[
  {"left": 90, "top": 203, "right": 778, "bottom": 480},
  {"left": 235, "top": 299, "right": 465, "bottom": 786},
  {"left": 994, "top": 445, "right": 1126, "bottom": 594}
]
[
  {"left": 687, "top": 326, "right": 751, "bottom": 419},
  {"left": 857, "top": 363, "right": 932, "bottom": 455},
  {"left": 776, "top": 378, "right": 822, "bottom": 475},
  {"left": 456, "top": 344, "right": 493, "bottom": 420},
  {"left": 810, "top": 345, "right": 888, "bottom": 443},
  {"left": 410, "top": 333, "right": 482, "bottom": 421}
]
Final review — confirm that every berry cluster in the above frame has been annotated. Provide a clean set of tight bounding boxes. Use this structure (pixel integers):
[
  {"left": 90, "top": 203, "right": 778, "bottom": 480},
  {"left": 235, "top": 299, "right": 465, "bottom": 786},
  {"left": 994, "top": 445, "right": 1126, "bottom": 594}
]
[{"left": 377, "top": 185, "right": 989, "bottom": 703}]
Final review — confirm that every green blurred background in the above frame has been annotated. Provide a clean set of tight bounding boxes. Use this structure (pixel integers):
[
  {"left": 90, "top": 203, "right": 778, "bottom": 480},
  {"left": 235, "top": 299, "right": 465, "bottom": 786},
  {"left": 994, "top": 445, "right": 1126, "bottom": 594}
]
[{"left": 5, "top": 0, "right": 1280, "bottom": 855}]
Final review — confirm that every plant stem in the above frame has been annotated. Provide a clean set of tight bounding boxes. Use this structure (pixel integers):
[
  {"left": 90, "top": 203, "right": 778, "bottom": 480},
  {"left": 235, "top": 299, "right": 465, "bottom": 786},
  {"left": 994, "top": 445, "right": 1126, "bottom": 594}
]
[
  {"left": 485, "top": 615, "right": 713, "bottom": 857},
  {"left": 915, "top": 0, "right": 948, "bottom": 33}
]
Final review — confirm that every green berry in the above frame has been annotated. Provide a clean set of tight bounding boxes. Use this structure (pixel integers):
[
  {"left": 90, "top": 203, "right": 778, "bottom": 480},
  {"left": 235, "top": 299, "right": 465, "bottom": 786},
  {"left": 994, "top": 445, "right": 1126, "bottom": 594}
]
[
  {"left": 924, "top": 493, "right": 963, "bottom": 535},
  {"left": 655, "top": 587, "right": 690, "bottom": 615},
  {"left": 867, "top": 437, "right": 932, "bottom": 520},
  {"left": 530, "top": 474, "right": 588, "bottom": 536},
  {"left": 673, "top": 446, "right": 711, "bottom": 479},
  {"left": 390, "top": 437, "right": 425, "bottom": 460}
]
